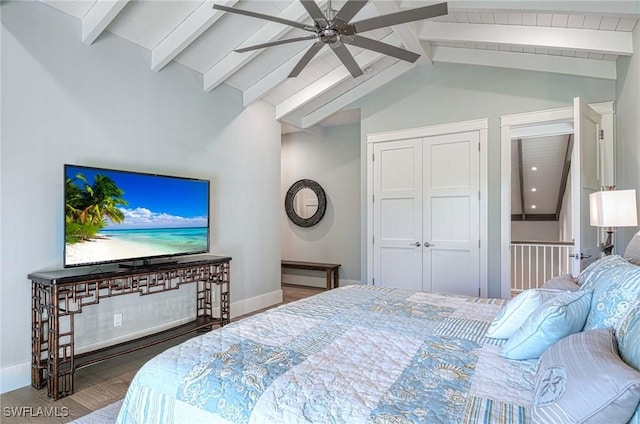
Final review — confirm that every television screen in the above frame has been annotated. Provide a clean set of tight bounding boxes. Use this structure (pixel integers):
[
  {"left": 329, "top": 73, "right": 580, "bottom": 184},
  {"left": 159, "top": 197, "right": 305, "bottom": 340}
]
[{"left": 64, "top": 165, "right": 210, "bottom": 267}]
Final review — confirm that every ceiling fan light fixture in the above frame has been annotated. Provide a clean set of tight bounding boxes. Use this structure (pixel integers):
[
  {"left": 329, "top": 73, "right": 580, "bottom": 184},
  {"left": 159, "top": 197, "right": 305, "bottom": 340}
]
[{"left": 215, "top": 0, "right": 448, "bottom": 77}]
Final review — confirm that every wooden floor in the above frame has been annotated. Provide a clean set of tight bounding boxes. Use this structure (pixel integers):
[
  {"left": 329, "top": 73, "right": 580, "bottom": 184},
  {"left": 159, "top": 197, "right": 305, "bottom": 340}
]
[{"left": 0, "top": 284, "right": 323, "bottom": 424}]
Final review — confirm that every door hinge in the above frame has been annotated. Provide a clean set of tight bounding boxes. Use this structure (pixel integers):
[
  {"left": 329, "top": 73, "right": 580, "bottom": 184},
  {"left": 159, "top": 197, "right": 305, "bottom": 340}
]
[
  {"left": 372, "top": 236, "right": 375, "bottom": 244},
  {"left": 478, "top": 191, "right": 481, "bottom": 200},
  {"left": 372, "top": 153, "right": 375, "bottom": 162},
  {"left": 478, "top": 143, "right": 480, "bottom": 152},
  {"left": 478, "top": 239, "right": 481, "bottom": 248},
  {"left": 372, "top": 277, "right": 375, "bottom": 285},
  {"left": 372, "top": 194, "right": 375, "bottom": 203},
  {"left": 478, "top": 287, "right": 481, "bottom": 297},
  {"left": 598, "top": 129, "right": 605, "bottom": 141}
]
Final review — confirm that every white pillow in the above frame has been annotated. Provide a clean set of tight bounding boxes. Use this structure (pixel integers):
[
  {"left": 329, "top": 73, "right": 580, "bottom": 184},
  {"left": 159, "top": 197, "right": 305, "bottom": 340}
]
[
  {"left": 501, "top": 290, "right": 592, "bottom": 360},
  {"left": 486, "top": 289, "right": 564, "bottom": 339}
]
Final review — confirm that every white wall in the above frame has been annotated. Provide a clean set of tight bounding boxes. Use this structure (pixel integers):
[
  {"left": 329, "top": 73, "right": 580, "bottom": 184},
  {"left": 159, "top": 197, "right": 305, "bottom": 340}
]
[
  {"left": 511, "top": 221, "right": 560, "bottom": 242},
  {"left": 354, "top": 64, "right": 614, "bottom": 297},
  {"left": 281, "top": 124, "right": 361, "bottom": 287},
  {"left": 1, "top": 2, "right": 281, "bottom": 393},
  {"left": 616, "top": 22, "right": 640, "bottom": 252}
]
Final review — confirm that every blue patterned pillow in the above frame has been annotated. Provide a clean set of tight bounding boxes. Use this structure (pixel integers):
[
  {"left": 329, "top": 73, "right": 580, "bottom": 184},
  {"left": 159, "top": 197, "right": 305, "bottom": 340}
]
[
  {"left": 532, "top": 328, "right": 640, "bottom": 424},
  {"left": 501, "top": 290, "right": 592, "bottom": 360},
  {"left": 617, "top": 299, "right": 640, "bottom": 372},
  {"left": 578, "top": 255, "right": 630, "bottom": 291},
  {"left": 583, "top": 261, "right": 640, "bottom": 330}
]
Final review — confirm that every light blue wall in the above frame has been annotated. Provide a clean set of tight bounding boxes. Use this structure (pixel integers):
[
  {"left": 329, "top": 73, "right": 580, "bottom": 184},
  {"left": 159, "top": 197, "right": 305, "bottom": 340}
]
[
  {"left": 615, "top": 22, "right": 640, "bottom": 251},
  {"left": 281, "top": 124, "right": 361, "bottom": 286},
  {"left": 354, "top": 64, "right": 615, "bottom": 297},
  {"left": 1, "top": 1, "right": 281, "bottom": 392}
]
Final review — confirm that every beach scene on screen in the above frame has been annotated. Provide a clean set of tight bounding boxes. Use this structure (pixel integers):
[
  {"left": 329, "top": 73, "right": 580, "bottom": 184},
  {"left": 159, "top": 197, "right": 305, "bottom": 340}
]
[{"left": 64, "top": 166, "right": 209, "bottom": 266}]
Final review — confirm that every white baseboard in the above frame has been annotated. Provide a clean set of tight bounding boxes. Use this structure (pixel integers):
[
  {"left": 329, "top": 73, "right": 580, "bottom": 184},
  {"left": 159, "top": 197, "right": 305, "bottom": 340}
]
[
  {"left": 0, "top": 288, "right": 283, "bottom": 395},
  {"left": 0, "top": 362, "right": 31, "bottom": 395}
]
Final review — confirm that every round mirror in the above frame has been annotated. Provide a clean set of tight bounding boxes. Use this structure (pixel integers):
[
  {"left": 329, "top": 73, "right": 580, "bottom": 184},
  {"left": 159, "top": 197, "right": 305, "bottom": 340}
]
[
  {"left": 293, "top": 188, "right": 318, "bottom": 219},
  {"left": 285, "top": 179, "right": 327, "bottom": 227}
]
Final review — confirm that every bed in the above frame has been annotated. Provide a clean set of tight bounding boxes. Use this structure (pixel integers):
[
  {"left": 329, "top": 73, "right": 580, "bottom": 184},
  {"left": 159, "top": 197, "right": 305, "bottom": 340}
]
[{"left": 116, "top": 286, "right": 540, "bottom": 423}]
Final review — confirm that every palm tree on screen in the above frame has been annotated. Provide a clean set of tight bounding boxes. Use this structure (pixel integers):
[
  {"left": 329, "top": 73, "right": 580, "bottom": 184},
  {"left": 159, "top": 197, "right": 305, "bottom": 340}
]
[{"left": 65, "top": 173, "right": 128, "bottom": 243}]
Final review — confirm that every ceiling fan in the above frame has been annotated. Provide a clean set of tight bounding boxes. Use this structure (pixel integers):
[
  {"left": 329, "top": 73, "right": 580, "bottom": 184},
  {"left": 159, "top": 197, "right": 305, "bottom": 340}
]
[{"left": 212, "top": 0, "right": 448, "bottom": 78}]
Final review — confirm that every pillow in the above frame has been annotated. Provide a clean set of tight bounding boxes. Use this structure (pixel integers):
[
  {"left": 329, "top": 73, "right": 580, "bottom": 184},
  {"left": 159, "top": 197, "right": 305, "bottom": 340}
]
[
  {"left": 578, "top": 255, "right": 630, "bottom": 291},
  {"left": 625, "top": 231, "right": 640, "bottom": 265},
  {"left": 616, "top": 299, "right": 640, "bottom": 372},
  {"left": 486, "top": 289, "right": 564, "bottom": 339},
  {"left": 501, "top": 290, "right": 592, "bottom": 360},
  {"left": 583, "top": 260, "right": 640, "bottom": 330},
  {"left": 532, "top": 328, "right": 640, "bottom": 424},
  {"left": 542, "top": 274, "right": 580, "bottom": 292}
]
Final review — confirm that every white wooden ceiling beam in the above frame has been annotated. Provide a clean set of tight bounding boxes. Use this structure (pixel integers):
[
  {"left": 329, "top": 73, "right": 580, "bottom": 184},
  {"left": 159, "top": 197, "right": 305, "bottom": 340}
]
[
  {"left": 243, "top": 45, "right": 332, "bottom": 107},
  {"left": 372, "top": 1, "right": 432, "bottom": 67},
  {"left": 300, "top": 61, "right": 416, "bottom": 129},
  {"left": 243, "top": 2, "right": 383, "bottom": 106},
  {"left": 432, "top": 46, "right": 617, "bottom": 80},
  {"left": 420, "top": 22, "right": 633, "bottom": 56},
  {"left": 276, "top": 34, "right": 399, "bottom": 120},
  {"left": 82, "top": 0, "right": 129, "bottom": 45},
  {"left": 151, "top": 0, "right": 240, "bottom": 72},
  {"left": 401, "top": 1, "right": 640, "bottom": 17},
  {"left": 204, "top": 1, "right": 327, "bottom": 93}
]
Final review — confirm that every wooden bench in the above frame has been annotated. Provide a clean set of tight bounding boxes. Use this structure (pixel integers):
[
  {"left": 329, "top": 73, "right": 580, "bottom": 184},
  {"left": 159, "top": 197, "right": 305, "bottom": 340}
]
[{"left": 281, "top": 260, "right": 341, "bottom": 290}]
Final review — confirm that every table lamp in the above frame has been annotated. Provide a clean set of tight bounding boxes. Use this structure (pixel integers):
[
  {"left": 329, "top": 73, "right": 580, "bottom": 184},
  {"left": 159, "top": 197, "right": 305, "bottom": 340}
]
[{"left": 589, "top": 188, "right": 638, "bottom": 255}]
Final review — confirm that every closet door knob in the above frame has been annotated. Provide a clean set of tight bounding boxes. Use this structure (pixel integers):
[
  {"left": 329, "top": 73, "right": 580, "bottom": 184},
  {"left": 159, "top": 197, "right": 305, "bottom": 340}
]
[
  {"left": 410, "top": 242, "right": 421, "bottom": 247},
  {"left": 424, "top": 242, "right": 435, "bottom": 247}
]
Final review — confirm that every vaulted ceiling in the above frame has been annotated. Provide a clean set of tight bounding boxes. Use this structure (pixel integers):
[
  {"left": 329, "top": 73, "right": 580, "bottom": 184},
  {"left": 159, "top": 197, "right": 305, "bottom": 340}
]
[{"left": 42, "top": 1, "right": 639, "bottom": 131}]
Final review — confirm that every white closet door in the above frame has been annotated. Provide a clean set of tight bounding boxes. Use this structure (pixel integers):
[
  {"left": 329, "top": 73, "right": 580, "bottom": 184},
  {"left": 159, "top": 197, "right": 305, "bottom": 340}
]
[
  {"left": 423, "top": 132, "right": 480, "bottom": 296},
  {"left": 372, "top": 139, "right": 423, "bottom": 290}
]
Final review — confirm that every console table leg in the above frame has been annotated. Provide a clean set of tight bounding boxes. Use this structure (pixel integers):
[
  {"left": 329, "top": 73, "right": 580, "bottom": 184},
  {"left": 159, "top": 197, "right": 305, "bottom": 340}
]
[{"left": 31, "top": 283, "right": 48, "bottom": 389}]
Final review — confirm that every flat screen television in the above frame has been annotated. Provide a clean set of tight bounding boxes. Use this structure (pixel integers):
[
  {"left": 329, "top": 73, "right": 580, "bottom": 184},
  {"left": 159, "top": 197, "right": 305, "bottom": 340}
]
[{"left": 64, "top": 164, "right": 210, "bottom": 268}]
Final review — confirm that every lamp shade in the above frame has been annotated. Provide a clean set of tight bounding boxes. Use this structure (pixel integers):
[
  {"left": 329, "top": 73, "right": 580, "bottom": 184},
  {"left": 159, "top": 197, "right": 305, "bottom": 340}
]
[{"left": 589, "top": 189, "right": 638, "bottom": 227}]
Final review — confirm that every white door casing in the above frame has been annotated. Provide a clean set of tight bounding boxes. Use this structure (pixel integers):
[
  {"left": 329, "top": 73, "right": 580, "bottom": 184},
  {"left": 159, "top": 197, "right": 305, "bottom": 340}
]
[
  {"left": 367, "top": 119, "right": 488, "bottom": 296},
  {"left": 500, "top": 100, "right": 614, "bottom": 298}
]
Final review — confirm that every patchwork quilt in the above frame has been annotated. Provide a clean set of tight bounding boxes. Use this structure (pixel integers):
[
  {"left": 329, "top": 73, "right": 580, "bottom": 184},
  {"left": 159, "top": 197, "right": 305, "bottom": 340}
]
[{"left": 116, "top": 286, "right": 536, "bottom": 424}]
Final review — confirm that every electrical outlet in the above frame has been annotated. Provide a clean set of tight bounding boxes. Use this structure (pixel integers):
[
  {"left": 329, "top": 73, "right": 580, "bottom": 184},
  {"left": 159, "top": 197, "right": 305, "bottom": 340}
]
[{"left": 113, "top": 313, "right": 123, "bottom": 327}]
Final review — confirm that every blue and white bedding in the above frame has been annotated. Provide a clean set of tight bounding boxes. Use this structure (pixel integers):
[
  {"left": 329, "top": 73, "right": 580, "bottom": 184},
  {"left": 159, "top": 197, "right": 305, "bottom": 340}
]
[{"left": 116, "top": 286, "right": 536, "bottom": 424}]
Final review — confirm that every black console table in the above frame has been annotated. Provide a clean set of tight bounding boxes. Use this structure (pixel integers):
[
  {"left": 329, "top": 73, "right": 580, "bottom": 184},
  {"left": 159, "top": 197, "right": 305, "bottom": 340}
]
[{"left": 29, "top": 255, "right": 231, "bottom": 400}]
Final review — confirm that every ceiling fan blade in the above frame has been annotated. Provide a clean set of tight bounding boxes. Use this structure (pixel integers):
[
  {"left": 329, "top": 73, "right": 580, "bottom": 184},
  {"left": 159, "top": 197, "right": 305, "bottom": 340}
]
[
  {"left": 351, "top": 2, "right": 448, "bottom": 33},
  {"left": 289, "top": 41, "right": 325, "bottom": 77},
  {"left": 334, "top": 0, "right": 368, "bottom": 24},
  {"left": 213, "top": 4, "right": 316, "bottom": 32},
  {"left": 300, "top": 0, "right": 327, "bottom": 25},
  {"left": 344, "top": 35, "right": 420, "bottom": 62},
  {"left": 235, "top": 35, "right": 318, "bottom": 53},
  {"left": 330, "top": 42, "right": 363, "bottom": 78}
]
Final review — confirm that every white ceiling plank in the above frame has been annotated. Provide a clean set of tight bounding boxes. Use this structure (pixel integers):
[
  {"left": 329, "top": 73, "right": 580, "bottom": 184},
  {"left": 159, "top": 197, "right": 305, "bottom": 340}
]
[
  {"left": 372, "top": 1, "right": 433, "bottom": 67},
  {"left": 276, "top": 35, "right": 400, "bottom": 120},
  {"left": 300, "top": 61, "right": 415, "bottom": 129},
  {"left": 203, "top": 1, "right": 325, "bottom": 93},
  {"left": 151, "top": 0, "right": 240, "bottom": 72},
  {"left": 419, "top": 22, "right": 633, "bottom": 56},
  {"left": 243, "top": 45, "right": 333, "bottom": 107},
  {"left": 81, "top": 0, "right": 129, "bottom": 45},
  {"left": 431, "top": 46, "right": 617, "bottom": 80}
]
